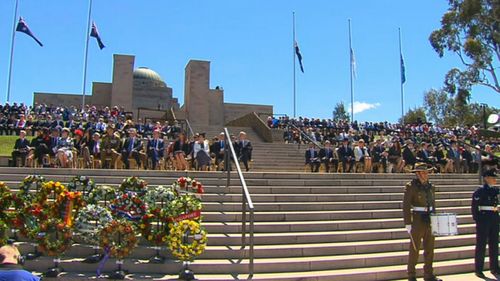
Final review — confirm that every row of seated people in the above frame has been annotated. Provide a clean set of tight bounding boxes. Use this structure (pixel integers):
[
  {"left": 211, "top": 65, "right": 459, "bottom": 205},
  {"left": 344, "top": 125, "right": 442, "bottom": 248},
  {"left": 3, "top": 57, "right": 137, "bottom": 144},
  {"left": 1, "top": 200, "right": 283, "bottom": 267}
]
[
  {"left": 11, "top": 127, "right": 254, "bottom": 171},
  {"left": 305, "top": 138, "right": 498, "bottom": 173}
]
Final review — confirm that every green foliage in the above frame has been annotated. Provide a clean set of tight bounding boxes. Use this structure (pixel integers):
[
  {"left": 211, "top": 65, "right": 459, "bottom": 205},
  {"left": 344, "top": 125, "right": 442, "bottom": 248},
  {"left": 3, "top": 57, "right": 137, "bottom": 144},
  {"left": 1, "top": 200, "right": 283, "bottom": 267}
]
[
  {"left": 399, "top": 107, "right": 427, "bottom": 125},
  {"left": 423, "top": 88, "right": 498, "bottom": 127},
  {"left": 429, "top": 0, "right": 499, "bottom": 97},
  {"left": 332, "top": 102, "right": 350, "bottom": 122}
]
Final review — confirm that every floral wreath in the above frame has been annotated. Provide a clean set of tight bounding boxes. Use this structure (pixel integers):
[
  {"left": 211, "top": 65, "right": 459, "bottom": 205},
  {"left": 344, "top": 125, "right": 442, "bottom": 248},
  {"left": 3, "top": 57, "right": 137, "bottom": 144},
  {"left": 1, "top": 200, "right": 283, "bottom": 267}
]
[
  {"left": 120, "top": 176, "right": 148, "bottom": 195},
  {"left": 67, "top": 176, "right": 96, "bottom": 197},
  {"left": 143, "top": 185, "right": 177, "bottom": 210},
  {"left": 87, "top": 185, "right": 117, "bottom": 205},
  {"left": 168, "top": 194, "right": 202, "bottom": 219},
  {"left": 11, "top": 176, "right": 46, "bottom": 236},
  {"left": 168, "top": 219, "right": 207, "bottom": 261},
  {"left": 54, "top": 190, "right": 85, "bottom": 227},
  {"left": 17, "top": 175, "right": 46, "bottom": 203},
  {"left": 33, "top": 218, "right": 73, "bottom": 257},
  {"left": 139, "top": 208, "right": 171, "bottom": 246},
  {"left": 111, "top": 191, "right": 147, "bottom": 221},
  {"left": 99, "top": 220, "right": 138, "bottom": 259},
  {"left": 0, "top": 182, "right": 13, "bottom": 223},
  {"left": 37, "top": 181, "right": 67, "bottom": 205},
  {"left": 172, "top": 177, "right": 204, "bottom": 194},
  {"left": 74, "top": 204, "right": 113, "bottom": 245},
  {"left": 0, "top": 220, "right": 8, "bottom": 247}
]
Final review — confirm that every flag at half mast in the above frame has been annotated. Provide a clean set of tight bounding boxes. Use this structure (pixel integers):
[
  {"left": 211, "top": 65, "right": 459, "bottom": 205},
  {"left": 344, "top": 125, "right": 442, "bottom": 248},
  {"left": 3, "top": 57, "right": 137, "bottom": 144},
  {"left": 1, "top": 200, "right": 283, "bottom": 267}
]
[
  {"left": 400, "top": 53, "right": 406, "bottom": 84},
  {"left": 90, "top": 21, "right": 105, "bottom": 50},
  {"left": 294, "top": 41, "right": 304, "bottom": 73},
  {"left": 350, "top": 47, "right": 357, "bottom": 79},
  {"left": 16, "top": 17, "right": 43, "bottom": 47}
]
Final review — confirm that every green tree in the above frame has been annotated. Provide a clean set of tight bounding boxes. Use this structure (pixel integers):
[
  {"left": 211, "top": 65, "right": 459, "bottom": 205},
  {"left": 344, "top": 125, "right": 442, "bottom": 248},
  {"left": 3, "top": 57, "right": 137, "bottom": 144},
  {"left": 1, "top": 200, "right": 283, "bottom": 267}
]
[
  {"left": 429, "top": 0, "right": 500, "bottom": 99},
  {"left": 399, "top": 107, "right": 427, "bottom": 124},
  {"left": 332, "top": 102, "right": 350, "bottom": 122}
]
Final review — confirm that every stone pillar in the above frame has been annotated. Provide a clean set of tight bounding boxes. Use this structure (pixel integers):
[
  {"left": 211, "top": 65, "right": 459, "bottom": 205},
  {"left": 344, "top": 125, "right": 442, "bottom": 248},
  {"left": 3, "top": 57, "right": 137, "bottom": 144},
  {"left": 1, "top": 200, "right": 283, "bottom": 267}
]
[
  {"left": 184, "top": 60, "right": 210, "bottom": 127},
  {"left": 111, "top": 54, "right": 135, "bottom": 113}
]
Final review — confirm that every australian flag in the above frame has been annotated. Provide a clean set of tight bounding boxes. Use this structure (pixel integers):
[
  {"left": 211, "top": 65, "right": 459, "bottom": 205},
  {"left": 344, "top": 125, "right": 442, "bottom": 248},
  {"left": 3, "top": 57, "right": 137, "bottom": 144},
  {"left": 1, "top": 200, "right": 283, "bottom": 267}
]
[
  {"left": 16, "top": 17, "right": 43, "bottom": 47},
  {"left": 90, "top": 21, "right": 105, "bottom": 50},
  {"left": 400, "top": 53, "right": 406, "bottom": 84},
  {"left": 294, "top": 41, "right": 304, "bottom": 73}
]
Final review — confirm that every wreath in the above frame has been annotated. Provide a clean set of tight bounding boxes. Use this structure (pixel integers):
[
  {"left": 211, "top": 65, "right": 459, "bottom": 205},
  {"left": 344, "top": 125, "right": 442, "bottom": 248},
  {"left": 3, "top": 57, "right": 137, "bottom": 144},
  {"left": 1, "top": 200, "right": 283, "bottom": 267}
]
[
  {"left": 139, "top": 208, "right": 171, "bottom": 246},
  {"left": 99, "top": 220, "right": 138, "bottom": 259},
  {"left": 172, "top": 177, "right": 204, "bottom": 194},
  {"left": 87, "top": 185, "right": 117, "bottom": 205},
  {"left": 0, "top": 182, "right": 13, "bottom": 222},
  {"left": 168, "top": 219, "right": 207, "bottom": 262},
  {"left": 18, "top": 175, "right": 46, "bottom": 198},
  {"left": 38, "top": 181, "right": 67, "bottom": 205},
  {"left": 111, "top": 191, "right": 147, "bottom": 221},
  {"left": 0, "top": 220, "right": 8, "bottom": 247},
  {"left": 120, "top": 176, "right": 148, "bottom": 195},
  {"left": 143, "top": 185, "right": 177, "bottom": 209},
  {"left": 67, "top": 176, "right": 96, "bottom": 198},
  {"left": 168, "top": 194, "right": 202, "bottom": 220},
  {"left": 11, "top": 176, "right": 45, "bottom": 235},
  {"left": 54, "top": 190, "right": 85, "bottom": 227},
  {"left": 33, "top": 218, "right": 73, "bottom": 257},
  {"left": 74, "top": 204, "right": 113, "bottom": 245}
]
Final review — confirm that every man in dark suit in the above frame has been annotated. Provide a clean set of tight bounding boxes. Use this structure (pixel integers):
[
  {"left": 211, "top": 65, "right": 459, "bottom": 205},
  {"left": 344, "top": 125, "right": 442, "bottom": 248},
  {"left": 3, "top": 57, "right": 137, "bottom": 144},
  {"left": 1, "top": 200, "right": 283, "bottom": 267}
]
[
  {"left": 121, "top": 128, "right": 143, "bottom": 169},
  {"left": 147, "top": 130, "right": 164, "bottom": 170},
  {"left": 305, "top": 143, "right": 320, "bottom": 173},
  {"left": 337, "top": 138, "right": 354, "bottom": 173},
  {"left": 211, "top": 132, "right": 226, "bottom": 171},
  {"left": 12, "top": 130, "right": 30, "bottom": 167},
  {"left": 403, "top": 140, "right": 417, "bottom": 169},
  {"left": 48, "top": 128, "right": 60, "bottom": 157},
  {"left": 236, "top": 131, "right": 253, "bottom": 172},
  {"left": 319, "top": 141, "right": 338, "bottom": 173}
]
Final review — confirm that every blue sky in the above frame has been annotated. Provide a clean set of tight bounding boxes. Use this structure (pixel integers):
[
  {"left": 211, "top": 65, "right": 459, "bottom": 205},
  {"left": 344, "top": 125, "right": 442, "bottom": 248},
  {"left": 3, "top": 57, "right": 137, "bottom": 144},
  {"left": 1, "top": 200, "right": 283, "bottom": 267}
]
[{"left": 0, "top": 0, "right": 498, "bottom": 122}]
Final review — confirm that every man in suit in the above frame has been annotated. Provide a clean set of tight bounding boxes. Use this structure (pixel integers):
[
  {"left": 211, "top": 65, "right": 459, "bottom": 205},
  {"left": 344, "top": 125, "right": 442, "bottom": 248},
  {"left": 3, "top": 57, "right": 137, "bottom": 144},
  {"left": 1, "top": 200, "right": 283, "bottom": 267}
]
[
  {"left": 403, "top": 140, "right": 418, "bottom": 170},
  {"left": 147, "top": 129, "right": 164, "bottom": 170},
  {"left": 319, "top": 141, "right": 338, "bottom": 173},
  {"left": 337, "top": 138, "right": 354, "bottom": 173},
  {"left": 236, "top": 131, "right": 253, "bottom": 172},
  {"left": 11, "top": 130, "right": 30, "bottom": 167},
  {"left": 211, "top": 132, "right": 227, "bottom": 171},
  {"left": 447, "top": 141, "right": 464, "bottom": 173},
  {"left": 48, "top": 128, "right": 60, "bottom": 157},
  {"left": 121, "top": 128, "right": 143, "bottom": 169},
  {"left": 372, "top": 138, "right": 388, "bottom": 173},
  {"left": 305, "top": 143, "right": 320, "bottom": 173}
]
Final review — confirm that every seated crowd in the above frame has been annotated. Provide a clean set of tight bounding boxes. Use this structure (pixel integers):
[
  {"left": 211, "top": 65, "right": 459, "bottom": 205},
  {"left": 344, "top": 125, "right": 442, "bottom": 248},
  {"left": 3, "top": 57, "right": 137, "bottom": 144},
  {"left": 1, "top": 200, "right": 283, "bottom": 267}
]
[
  {"left": 8, "top": 102, "right": 253, "bottom": 171},
  {"left": 268, "top": 116, "right": 499, "bottom": 173}
]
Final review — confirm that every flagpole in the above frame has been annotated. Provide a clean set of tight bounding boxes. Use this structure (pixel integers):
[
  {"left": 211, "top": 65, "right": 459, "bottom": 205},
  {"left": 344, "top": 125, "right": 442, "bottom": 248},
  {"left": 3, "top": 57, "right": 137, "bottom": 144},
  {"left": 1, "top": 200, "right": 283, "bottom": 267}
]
[
  {"left": 348, "top": 19, "right": 354, "bottom": 122},
  {"left": 292, "top": 12, "right": 296, "bottom": 118},
  {"left": 6, "top": 0, "right": 19, "bottom": 103},
  {"left": 81, "top": 0, "right": 93, "bottom": 111},
  {"left": 399, "top": 27, "right": 405, "bottom": 125}
]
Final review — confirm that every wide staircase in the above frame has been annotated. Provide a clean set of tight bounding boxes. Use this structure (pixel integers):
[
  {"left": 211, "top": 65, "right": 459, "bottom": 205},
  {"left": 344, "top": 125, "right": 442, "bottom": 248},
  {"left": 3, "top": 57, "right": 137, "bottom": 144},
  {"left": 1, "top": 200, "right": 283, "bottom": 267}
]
[
  {"left": 191, "top": 126, "right": 306, "bottom": 172},
  {"left": 0, "top": 167, "right": 490, "bottom": 280}
]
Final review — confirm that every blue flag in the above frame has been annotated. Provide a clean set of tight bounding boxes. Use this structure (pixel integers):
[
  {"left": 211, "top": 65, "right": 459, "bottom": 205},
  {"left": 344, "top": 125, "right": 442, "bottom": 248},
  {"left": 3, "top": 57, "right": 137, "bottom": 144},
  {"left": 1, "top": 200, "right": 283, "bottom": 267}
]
[
  {"left": 294, "top": 41, "right": 304, "bottom": 73},
  {"left": 16, "top": 17, "right": 43, "bottom": 47},
  {"left": 90, "top": 21, "right": 105, "bottom": 50},
  {"left": 400, "top": 53, "right": 406, "bottom": 84}
]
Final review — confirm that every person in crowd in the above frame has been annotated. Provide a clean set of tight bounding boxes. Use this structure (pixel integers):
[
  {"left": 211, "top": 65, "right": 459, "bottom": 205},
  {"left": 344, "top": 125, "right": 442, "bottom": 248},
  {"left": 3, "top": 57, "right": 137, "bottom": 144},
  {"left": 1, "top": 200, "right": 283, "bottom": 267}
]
[
  {"left": 173, "top": 132, "right": 189, "bottom": 171},
  {"left": 235, "top": 131, "right": 253, "bottom": 172},
  {"left": 11, "top": 130, "right": 30, "bottom": 167},
  {"left": 471, "top": 169, "right": 499, "bottom": 278},
  {"left": 73, "top": 129, "right": 92, "bottom": 169},
  {"left": 319, "top": 140, "right": 338, "bottom": 173},
  {"left": 26, "top": 128, "right": 50, "bottom": 167},
  {"left": 121, "top": 128, "right": 143, "bottom": 169},
  {"left": 403, "top": 140, "right": 418, "bottom": 171},
  {"left": 305, "top": 142, "right": 320, "bottom": 173},
  {"left": 447, "top": 141, "right": 464, "bottom": 173},
  {"left": 434, "top": 144, "right": 452, "bottom": 173},
  {"left": 354, "top": 139, "right": 371, "bottom": 173},
  {"left": 372, "top": 138, "right": 388, "bottom": 173},
  {"left": 193, "top": 133, "right": 211, "bottom": 171},
  {"left": 56, "top": 128, "right": 74, "bottom": 168},
  {"left": 212, "top": 132, "right": 226, "bottom": 171},
  {"left": 88, "top": 132, "right": 101, "bottom": 167},
  {"left": 100, "top": 125, "right": 121, "bottom": 169},
  {"left": 0, "top": 244, "right": 40, "bottom": 281},
  {"left": 337, "top": 138, "right": 354, "bottom": 173},
  {"left": 147, "top": 129, "right": 164, "bottom": 170},
  {"left": 403, "top": 163, "right": 442, "bottom": 281},
  {"left": 48, "top": 128, "right": 60, "bottom": 159},
  {"left": 387, "top": 139, "right": 404, "bottom": 173}
]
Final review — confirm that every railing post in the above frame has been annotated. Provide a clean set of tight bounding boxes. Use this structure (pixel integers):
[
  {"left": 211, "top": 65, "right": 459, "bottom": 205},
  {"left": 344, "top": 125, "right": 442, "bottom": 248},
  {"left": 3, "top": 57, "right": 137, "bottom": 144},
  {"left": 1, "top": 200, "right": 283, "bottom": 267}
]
[
  {"left": 241, "top": 197, "right": 247, "bottom": 247},
  {"left": 225, "top": 133, "right": 230, "bottom": 188},
  {"left": 249, "top": 209, "right": 254, "bottom": 277}
]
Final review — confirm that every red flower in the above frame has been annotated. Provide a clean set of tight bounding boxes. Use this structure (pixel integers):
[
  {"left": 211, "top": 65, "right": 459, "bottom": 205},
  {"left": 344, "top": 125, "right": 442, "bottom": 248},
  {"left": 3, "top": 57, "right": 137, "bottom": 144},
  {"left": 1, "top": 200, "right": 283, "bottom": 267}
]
[{"left": 197, "top": 184, "right": 204, "bottom": 194}]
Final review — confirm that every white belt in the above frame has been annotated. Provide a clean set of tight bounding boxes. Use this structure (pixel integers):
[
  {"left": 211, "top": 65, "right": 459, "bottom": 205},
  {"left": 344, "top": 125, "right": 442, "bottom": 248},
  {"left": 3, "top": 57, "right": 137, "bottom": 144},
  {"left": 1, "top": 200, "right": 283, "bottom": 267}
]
[
  {"left": 412, "top": 206, "right": 433, "bottom": 212},
  {"left": 478, "top": 206, "right": 498, "bottom": 212}
]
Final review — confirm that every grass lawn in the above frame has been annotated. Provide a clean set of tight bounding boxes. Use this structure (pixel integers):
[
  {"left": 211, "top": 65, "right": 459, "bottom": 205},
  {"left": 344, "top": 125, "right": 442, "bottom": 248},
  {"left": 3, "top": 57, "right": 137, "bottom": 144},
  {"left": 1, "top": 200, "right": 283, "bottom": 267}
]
[{"left": 0, "top": 135, "right": 33, "bottom": 156}]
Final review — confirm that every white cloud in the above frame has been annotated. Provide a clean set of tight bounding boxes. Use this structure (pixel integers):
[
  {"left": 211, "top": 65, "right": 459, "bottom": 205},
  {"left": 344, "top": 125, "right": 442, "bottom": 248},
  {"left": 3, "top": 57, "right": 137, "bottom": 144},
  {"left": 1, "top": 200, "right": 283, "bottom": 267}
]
[{"left": 350, "top": 101, "right": 381, "bottom": 114}]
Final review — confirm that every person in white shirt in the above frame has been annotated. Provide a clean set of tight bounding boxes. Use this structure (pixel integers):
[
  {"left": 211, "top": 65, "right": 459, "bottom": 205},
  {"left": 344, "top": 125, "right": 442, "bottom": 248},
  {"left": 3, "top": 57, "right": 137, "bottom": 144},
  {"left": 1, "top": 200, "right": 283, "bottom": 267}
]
[
  {"left": 193, "top": 133, "right": 211, "bottom": 171},
  {"left": 354, "top": 139, "right": 371, "bottom": 173}
]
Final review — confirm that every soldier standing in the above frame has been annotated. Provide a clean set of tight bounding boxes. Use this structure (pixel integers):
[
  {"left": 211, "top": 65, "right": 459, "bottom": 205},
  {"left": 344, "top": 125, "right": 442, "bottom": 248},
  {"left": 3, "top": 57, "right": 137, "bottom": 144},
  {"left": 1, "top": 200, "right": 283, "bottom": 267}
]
[
  {"left": 472, "top": 169, "right": 499, "bottom": 278},
  {"left": 403, "top": 163, "right": 442, "bottom": 281}
]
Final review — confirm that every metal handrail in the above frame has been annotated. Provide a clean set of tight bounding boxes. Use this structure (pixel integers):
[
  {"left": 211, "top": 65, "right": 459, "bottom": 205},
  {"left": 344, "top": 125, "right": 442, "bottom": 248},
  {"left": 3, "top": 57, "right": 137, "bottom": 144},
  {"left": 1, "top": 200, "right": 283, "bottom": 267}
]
[
  {"left": 223, "top": 127, "right": 254, "bottom": 278},
  {"left": 185, "top": 118, "right": 195, "bottom": 139},
  {"left": 289, "top": 124, "right": 324, "bottom": 150}
]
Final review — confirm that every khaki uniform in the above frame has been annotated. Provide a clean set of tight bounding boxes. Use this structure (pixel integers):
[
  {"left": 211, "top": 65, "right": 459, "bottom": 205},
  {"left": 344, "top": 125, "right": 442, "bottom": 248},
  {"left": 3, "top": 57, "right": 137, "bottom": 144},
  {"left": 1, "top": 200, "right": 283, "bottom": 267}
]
[
  {"left": 403, "top": 179, "right": 437, "bottom": 279},
  {"left": 100, "top": 134, "right": 121, "bottom": 168}
]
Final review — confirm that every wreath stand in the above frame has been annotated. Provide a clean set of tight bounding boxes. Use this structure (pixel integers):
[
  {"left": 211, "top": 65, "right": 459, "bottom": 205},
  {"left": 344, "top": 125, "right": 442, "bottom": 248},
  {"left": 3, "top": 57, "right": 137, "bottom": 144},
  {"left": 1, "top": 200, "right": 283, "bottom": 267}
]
[
  {"left": 178, "top": 232, "right": 195, "bottom": 281},
  {"left": 25, "top": 243, "right": 42, "bottom": 260},
  {"left": 44, "top": 258, "right": 62, "bottom": 278},
  {"left": 149, "top": 198, "right": 166, "bottom": 264},
  {"left": 108, "top": 231, "right": 126, "bottom": 280}
]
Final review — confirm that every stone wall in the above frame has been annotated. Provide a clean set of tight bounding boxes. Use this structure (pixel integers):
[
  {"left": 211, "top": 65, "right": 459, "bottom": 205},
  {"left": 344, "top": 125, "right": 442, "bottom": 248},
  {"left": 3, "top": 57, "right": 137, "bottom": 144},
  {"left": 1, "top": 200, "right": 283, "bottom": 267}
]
[
  {"left": 111, "top": 54, "right": 134, "bottom": 112},
  {"left": 91, "top": 82, "right": 112, "bottom": 108},
  {"left": 34, "top": 92, "right": 90, "bottom": 107},
  {"left": 226, "top": 112, "right": 273, "bottom": 142},
  {"left": 224, "top": 103, "right": 273, "bottom": 124}
]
